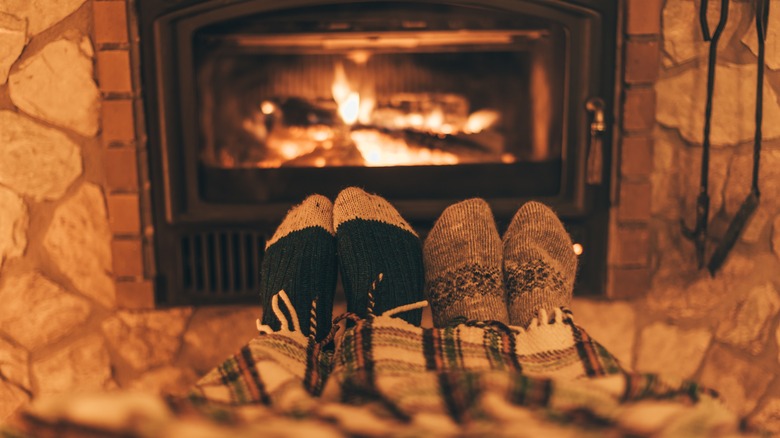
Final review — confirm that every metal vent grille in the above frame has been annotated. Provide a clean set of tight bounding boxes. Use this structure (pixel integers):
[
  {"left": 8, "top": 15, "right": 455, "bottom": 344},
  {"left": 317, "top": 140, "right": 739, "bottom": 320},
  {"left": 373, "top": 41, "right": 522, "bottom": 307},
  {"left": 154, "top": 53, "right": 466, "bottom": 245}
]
[{"left": 179, "top": 231, "right": 265, "bottom": 298}]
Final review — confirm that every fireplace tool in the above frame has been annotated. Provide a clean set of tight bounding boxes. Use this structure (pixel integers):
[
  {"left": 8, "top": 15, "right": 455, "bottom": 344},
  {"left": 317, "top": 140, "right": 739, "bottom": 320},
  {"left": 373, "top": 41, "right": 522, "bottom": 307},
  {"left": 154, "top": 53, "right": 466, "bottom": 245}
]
[
  {"left": 681, "top": 0, "right": 730, "bottom": 269},
  {"left": 682, "top": 0, "right": 769, "bottom": 274},
  {"left": 706, "top": 0, "right": 770, "bottom": 274}
]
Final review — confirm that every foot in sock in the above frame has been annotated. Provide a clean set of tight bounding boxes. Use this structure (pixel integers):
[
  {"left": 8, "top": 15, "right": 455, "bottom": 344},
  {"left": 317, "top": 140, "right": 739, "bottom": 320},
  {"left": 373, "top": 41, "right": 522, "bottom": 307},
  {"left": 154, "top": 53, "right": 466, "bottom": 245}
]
[
  {"left": 333, "top": 187, "right": 424, "bottom": 325},
  {"left": 259, "top": 195, "right": 337, "bottom": 340},
  {"left": 503, "top": 201, "right": 577, "bottom": 327},
  {"left": 423, "top": 198, "right": 508, "bottom": 327}
]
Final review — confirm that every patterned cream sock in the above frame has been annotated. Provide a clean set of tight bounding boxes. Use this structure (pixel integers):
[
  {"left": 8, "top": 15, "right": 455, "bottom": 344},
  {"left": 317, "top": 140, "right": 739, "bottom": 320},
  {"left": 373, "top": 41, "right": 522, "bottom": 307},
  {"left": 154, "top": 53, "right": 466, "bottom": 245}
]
[
  {"left": 503, "top": 201, "right": 577, "bottom": 327},
  {"left": 333, "top": 187, "right": 424, "bottom": 325},
  {"left": 259, "top": 195, "right": 337, "bottom": 340},
  {"left": 423, "top": 198, "right": 508, "bottom": 327}
]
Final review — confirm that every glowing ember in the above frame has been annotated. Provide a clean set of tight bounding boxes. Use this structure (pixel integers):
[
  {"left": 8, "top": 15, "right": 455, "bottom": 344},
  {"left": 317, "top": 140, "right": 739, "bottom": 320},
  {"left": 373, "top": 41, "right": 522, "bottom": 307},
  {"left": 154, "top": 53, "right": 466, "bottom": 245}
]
[
  {"left": 351, "top": 130, "right": 459, "bottom": 166},
  {"left": 464, "top": 109, "right": 500, "bottom": 134},
  {"left": 260, "top": 101, "right": 276, "bottom": 115}
]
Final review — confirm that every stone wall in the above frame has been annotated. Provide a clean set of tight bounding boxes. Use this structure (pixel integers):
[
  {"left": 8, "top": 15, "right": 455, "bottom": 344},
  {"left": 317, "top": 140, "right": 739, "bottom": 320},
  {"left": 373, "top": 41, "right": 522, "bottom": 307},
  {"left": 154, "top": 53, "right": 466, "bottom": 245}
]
[
  {"left": 2, "top": 0, "right": 780, "bottom": 433},
  {"left": 575, "top": 0, "right": 780, "bottom": 432},
  {"left": 0, "top": 1, "right": 261, "bottom": 419}
]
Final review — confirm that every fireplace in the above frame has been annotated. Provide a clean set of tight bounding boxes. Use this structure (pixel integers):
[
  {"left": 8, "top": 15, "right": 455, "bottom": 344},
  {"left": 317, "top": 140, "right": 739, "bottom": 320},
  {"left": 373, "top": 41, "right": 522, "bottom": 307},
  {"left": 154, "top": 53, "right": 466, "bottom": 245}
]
[{"left": 137, "top": 0, "right": 617, "bottom": 305}]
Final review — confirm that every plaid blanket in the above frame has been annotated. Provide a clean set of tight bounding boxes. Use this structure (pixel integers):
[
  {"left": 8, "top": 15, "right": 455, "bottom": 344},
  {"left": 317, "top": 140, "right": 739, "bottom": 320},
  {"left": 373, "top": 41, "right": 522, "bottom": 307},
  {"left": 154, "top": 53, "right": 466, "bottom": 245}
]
[
  {"left": 3, "top": 295, "right": 743, "bottom": 437},
  {"left": 185, "top": 295, "right": 738, "bottom": 436}
]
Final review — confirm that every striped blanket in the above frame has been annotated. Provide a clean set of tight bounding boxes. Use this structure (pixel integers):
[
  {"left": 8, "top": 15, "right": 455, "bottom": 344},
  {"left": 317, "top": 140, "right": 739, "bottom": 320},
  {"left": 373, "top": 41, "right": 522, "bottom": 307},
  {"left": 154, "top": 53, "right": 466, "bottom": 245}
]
[{"left": 3, "top": 295, "right": 743, "bottom": 437}]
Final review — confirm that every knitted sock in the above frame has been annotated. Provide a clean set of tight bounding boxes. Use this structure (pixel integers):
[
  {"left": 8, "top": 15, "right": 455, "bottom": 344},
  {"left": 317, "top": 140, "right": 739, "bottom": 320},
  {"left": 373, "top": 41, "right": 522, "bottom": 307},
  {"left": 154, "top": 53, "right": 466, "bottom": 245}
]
[
  {"left": 333, "top": 187, "right": 424, "bottom": 325},
  {"left": 503, "top": 201, "right": 577, "bottom": 327},
  {"left": 423, "top": 198, "right": 508, "bottom": 327},
  {"left": 260, "top": 195, "right": 337, "bottom": 340}
]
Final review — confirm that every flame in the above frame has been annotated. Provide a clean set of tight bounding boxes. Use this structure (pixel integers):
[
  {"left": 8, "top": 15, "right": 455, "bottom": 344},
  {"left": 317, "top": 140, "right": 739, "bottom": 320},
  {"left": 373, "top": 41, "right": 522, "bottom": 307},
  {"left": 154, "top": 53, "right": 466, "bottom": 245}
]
[
  {"left": 464, "top": 109, "right": 500, "bottom": 134},
  {"left": 235, "top": 61, "right": 509, "bottom": 168},
  {"left": 359, "top": 95, "right": 375, "bottom": 125},
  {"left": 425, "top": 108, "right": 444, "bottom": 132},
  {"left": 331, "top": 62, "right": 362, "bottom": 125},
  {"left": 332, "top": 62, "right": 351, "bottom": 104},
  {"left": 339, "top": 92, "right": 360, "bottom": 125}
]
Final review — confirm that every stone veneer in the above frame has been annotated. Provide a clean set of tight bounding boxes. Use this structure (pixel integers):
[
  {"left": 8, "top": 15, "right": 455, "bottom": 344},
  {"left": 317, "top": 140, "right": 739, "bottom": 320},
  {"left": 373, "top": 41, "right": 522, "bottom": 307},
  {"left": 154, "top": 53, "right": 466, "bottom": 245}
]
[
  {"left": 1, "top": 0, "right": 780, "bottom": 433},
  {"left": 0, "top": 0, "right": 261, "bottom": 419}
]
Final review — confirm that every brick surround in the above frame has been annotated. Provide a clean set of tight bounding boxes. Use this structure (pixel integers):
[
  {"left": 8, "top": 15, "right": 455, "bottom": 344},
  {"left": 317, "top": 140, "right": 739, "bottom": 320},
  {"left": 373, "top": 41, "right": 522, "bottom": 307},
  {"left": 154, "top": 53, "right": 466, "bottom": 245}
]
[{"left": 93, "top": 0, "right": 155, "bottom": 307}]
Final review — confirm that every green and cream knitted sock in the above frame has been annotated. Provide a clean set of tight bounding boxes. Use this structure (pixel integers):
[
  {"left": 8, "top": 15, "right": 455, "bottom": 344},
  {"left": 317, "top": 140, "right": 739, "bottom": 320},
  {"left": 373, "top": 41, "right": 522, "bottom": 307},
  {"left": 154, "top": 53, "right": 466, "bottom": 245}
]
[
  {"left": 333, "top": 187, "right": 424, "bottom": 325},
  {"left": 259, "top": 195, "right": 337, "bottom": 340},
  {"left": 503, "top": 201, "right": 577, "bottom": 327},
  {"left": 423, "top": 198, "right": 508, "bottom": 327}
]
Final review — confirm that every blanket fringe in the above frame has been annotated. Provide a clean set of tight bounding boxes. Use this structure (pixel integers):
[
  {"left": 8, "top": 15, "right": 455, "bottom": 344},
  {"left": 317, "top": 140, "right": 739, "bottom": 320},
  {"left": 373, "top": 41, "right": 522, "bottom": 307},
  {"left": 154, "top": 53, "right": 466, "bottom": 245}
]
[{"left": 257, "top": 290, "right": 301, "bottom": 335}]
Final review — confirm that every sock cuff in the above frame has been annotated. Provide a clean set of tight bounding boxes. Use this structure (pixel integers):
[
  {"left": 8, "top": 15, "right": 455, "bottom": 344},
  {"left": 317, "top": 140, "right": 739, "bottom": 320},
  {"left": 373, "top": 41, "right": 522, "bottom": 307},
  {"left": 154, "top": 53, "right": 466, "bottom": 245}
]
[
  {"left": 333, "top": 187, "right": 417, "bottom": 236},
  {"left": 266, "top": 195, "right": 334, "bottom": 249}
]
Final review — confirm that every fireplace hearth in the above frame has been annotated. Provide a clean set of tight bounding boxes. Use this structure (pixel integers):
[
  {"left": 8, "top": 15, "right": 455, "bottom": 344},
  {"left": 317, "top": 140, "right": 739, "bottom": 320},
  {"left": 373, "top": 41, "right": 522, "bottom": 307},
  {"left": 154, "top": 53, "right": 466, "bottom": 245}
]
[{"left": 137, "top": 0, "right": 617, "bottom": 304}]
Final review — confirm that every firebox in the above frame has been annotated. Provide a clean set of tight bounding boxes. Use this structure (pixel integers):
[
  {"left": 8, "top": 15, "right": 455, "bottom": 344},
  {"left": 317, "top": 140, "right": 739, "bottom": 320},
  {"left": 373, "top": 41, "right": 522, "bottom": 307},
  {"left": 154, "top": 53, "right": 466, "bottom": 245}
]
[{"left": 137, "top": 0, "right": 617, "bottom": 305}]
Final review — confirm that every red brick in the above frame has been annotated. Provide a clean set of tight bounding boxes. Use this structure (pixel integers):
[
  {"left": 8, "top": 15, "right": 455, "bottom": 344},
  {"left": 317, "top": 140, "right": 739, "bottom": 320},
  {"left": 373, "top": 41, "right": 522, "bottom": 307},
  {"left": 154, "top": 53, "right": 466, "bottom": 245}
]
[
  {"left": 620, "top": 136, "right": 654, "bottom": 177},
  {"left": 622, "top": 88, "right": 656, "bottom": 132},
  {"left": 626, "top": 0, "right": 663, "bottom": 35},
  {"left": 607, "top": 267, "right": 651, "bottom": 299},
  {"left": 611, "top": 226, "right": 650, "bottom": 266},
  {"left": 624, "top": 40, "right": 661, "bottom": 84},
  {"left": 93, "top": 1, "right": 128, "bottom": 44},
  {"left": 617, "top": 181, "right": 652, "bottom": 223},
  {"left": 97, "top": 50, "right": 132, "bottom": 93},
  {"left": 116, "top": 280, "right": 155, "bottom": 309},
  {"left": 107, "top": 193, "right": 141, "bottom": 234},
  {"left": 112, "top": 238, "right": 145, "bottom": 277},
  {"left": 101, "top": 99, "right": 135, "bottom": 144},
  {"left": 104, "top": 147, "right": 138, "bottom": 192}
]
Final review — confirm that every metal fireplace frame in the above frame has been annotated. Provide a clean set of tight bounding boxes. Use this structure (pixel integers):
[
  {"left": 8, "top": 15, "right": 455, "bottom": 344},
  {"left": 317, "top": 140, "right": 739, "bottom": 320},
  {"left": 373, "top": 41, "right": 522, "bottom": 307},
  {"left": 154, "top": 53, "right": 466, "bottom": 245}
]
[{"left": 137, "top": 0, "right": 617, "bottom": 305}]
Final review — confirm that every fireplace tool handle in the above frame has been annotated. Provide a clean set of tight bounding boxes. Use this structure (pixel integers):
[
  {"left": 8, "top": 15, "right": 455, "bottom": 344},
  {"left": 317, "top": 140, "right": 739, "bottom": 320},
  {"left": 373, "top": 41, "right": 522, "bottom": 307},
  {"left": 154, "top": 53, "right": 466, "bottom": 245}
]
[
  {"left": 586, "top": 97, "right": 606, "bottom": 185},
  {"left": 682, "top": 0, "right": 730, "bottom": 269},
  {"left": 707, "top": 0, "right": 769, "bottom": 274}
]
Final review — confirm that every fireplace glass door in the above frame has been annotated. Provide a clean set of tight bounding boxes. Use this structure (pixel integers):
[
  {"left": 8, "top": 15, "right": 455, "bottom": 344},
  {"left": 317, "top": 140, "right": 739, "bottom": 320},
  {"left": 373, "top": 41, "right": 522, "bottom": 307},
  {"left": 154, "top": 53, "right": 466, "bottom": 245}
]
[
  {"left": 191, "top": 2, "right": 569, "bottom": 204},
  {"left": 197, "top": 4, "right": 565, "bottom": 170}
]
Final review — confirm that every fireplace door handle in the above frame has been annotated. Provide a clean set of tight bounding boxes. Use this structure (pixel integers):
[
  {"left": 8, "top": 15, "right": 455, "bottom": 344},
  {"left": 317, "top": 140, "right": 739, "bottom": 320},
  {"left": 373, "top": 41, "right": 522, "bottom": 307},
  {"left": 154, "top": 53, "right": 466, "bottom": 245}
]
[{"left": 585, "top": 97, "right": 606, "bottom": 185}]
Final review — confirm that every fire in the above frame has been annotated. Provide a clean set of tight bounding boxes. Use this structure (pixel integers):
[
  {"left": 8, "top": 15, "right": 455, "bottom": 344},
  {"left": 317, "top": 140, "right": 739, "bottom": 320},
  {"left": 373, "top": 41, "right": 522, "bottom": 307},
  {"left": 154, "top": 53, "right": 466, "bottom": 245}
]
[
  {"left": 330, "top": 66, "right": 460, "bottom": 166},
  {"left": 331, "top": 62, "right": 351, "bottom": 104},
  {"left": 231, "top": 60, "right": 515, "bottom": 169},
  {"left": 339, "top": 92, "right": 360, "bottom": 125},
  {"left": 464, "top": 109, "right": 500, "bottom": 134},
  {"left": 351, "top": 130, "right": 459, "bottom": 166},
  {"left": 358, "top": 95, "right": 375, "bottom": 125},
  {"left": 332, "top": 62, "right": 361, "bottom": 125}
]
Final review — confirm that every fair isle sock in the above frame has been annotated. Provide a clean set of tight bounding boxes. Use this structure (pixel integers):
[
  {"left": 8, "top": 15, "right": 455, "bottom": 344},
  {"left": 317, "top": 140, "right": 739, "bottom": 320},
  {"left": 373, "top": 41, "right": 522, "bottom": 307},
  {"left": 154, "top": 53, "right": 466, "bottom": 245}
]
[
  {"left": 503, "top": 201, "right": 577, "bottom": 327},
  {"left": 259, "top": 195, "right": 337, "bottom": 340},
  {"left": 423, "top": 198, "right": 508, "bottom": 327},
  {"left": 333, "top": 187, "right": 424, "bottom": 325}
]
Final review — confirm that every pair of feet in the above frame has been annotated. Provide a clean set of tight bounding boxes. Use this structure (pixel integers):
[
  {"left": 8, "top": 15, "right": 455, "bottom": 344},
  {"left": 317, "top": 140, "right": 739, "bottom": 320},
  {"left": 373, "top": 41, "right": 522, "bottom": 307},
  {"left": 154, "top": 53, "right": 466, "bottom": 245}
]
[
  {"left": 425, "top": 199, "right": 577, "bottom": 328},
  {"left": 259, "top": 187, "right": 577, "bottom": 340},
  {"left": 259, "top": 187, "right": 425, "bottom": 341}
]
